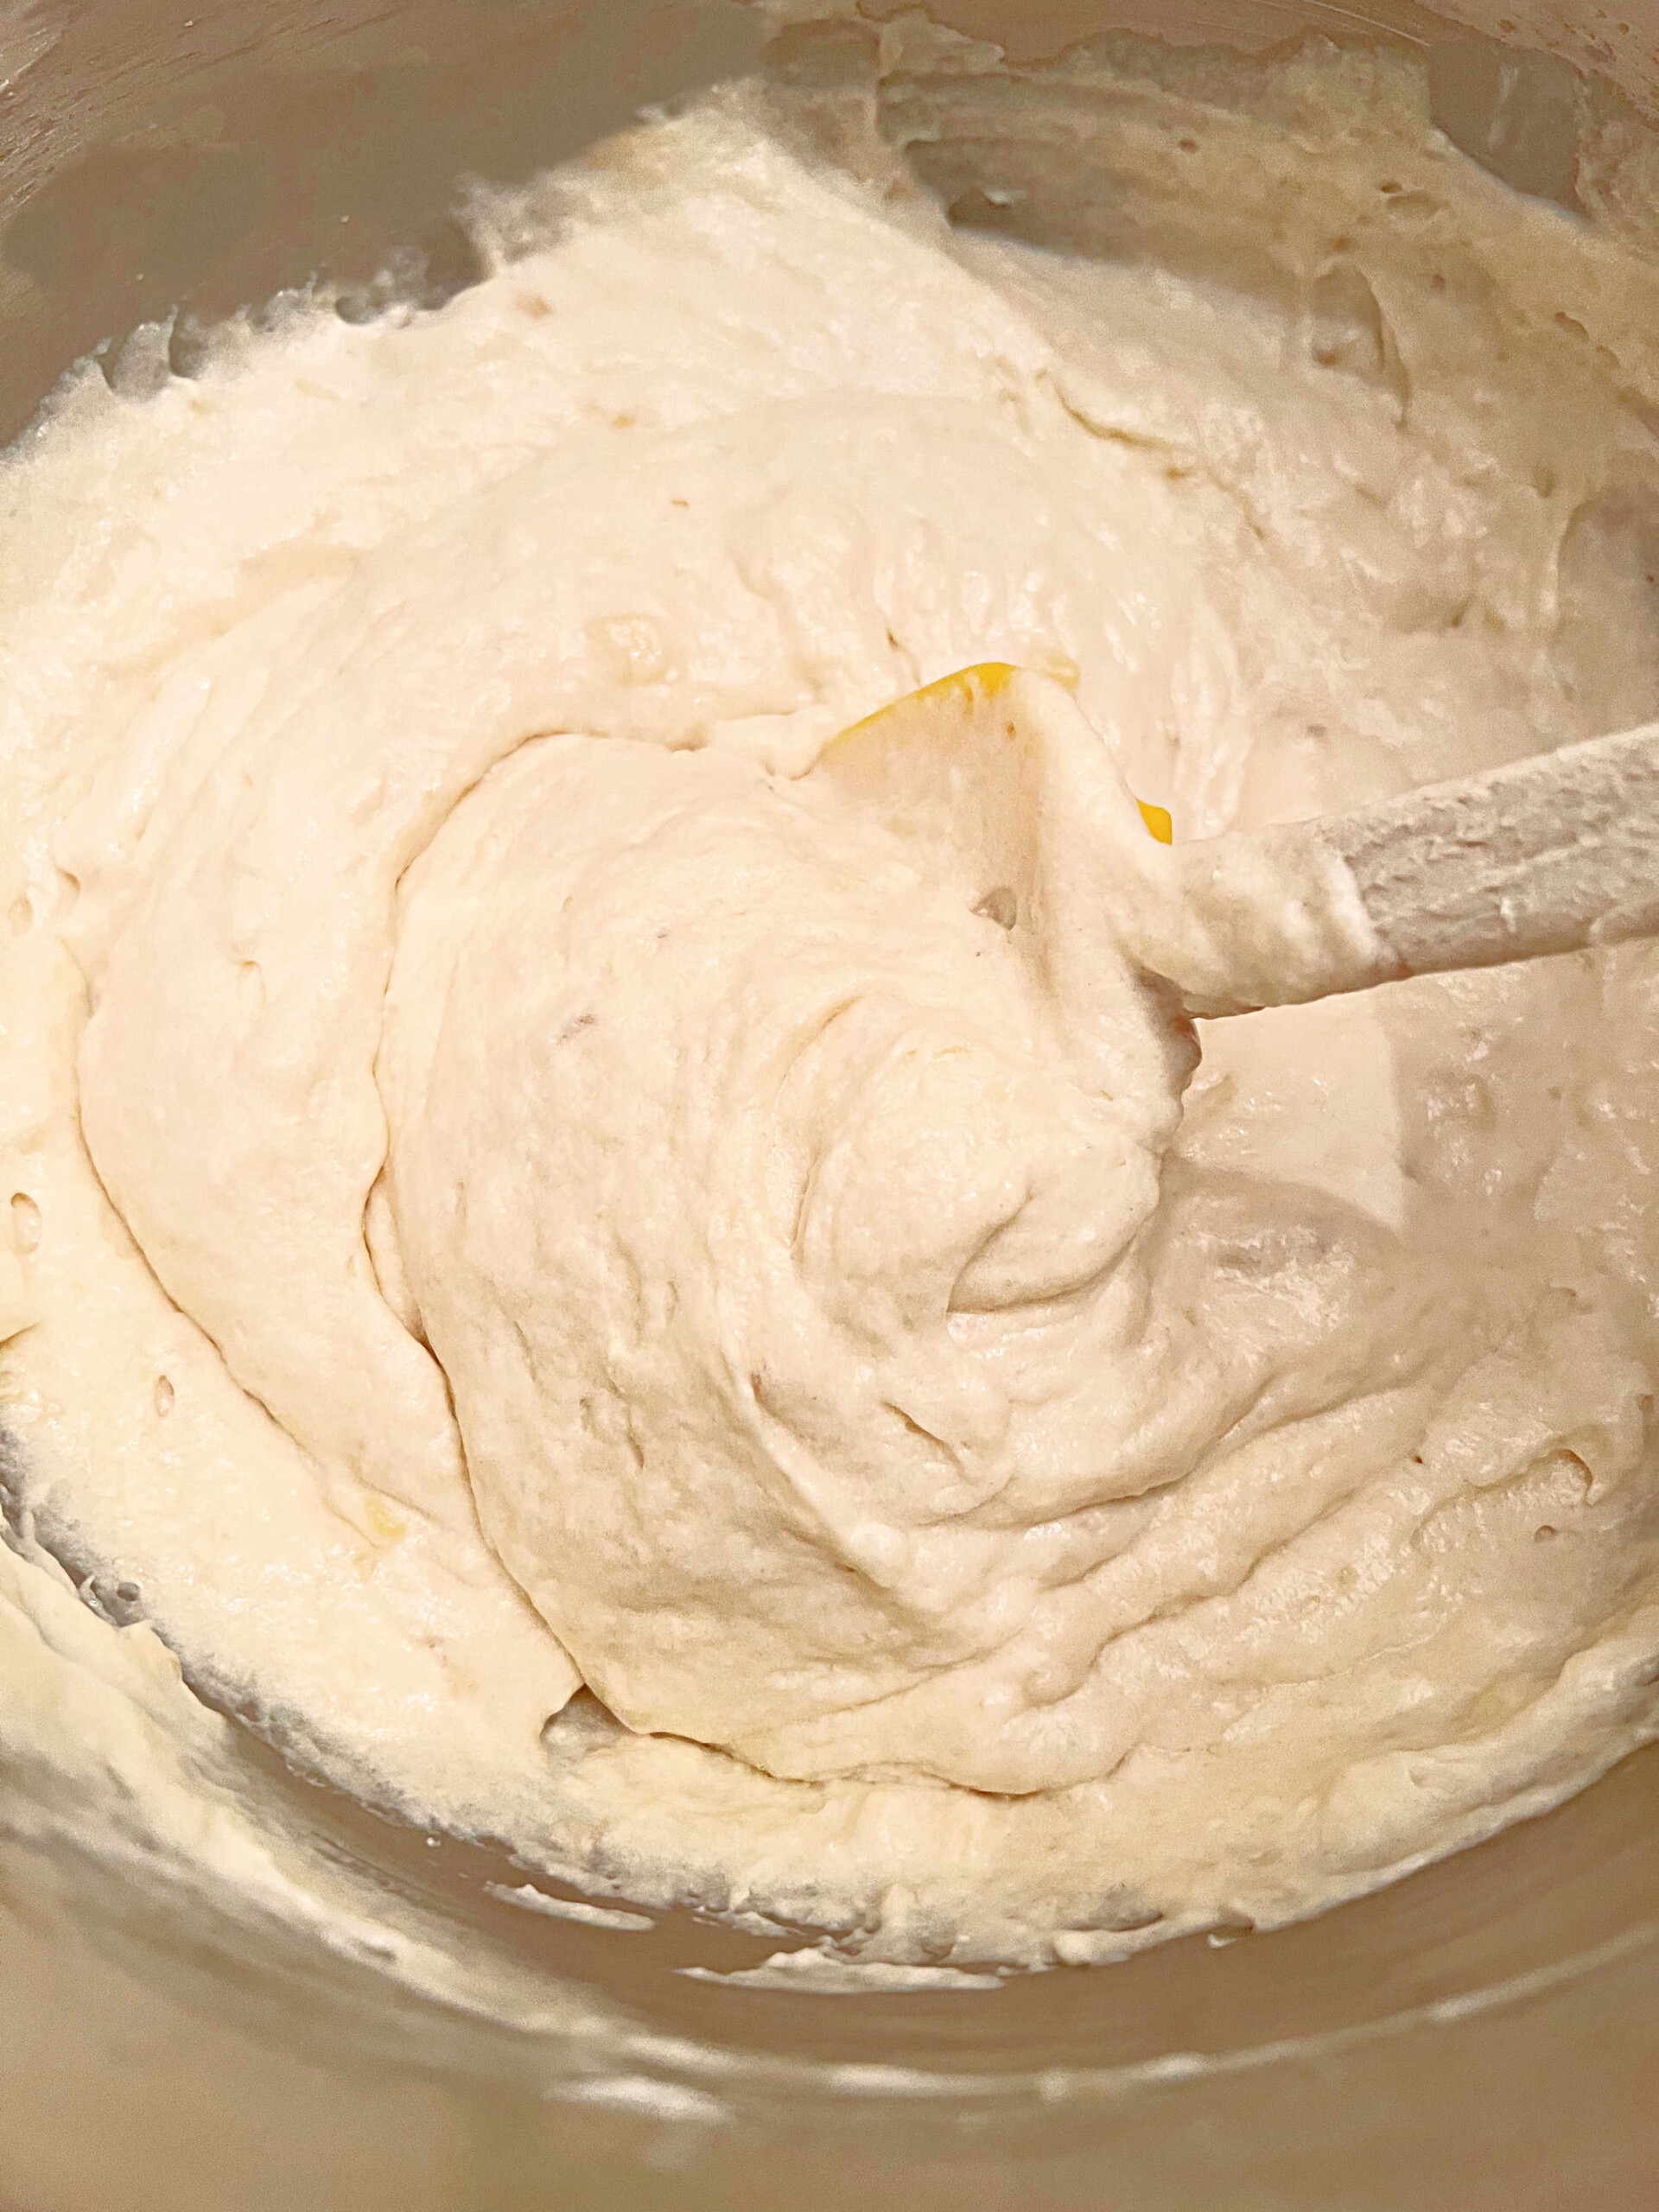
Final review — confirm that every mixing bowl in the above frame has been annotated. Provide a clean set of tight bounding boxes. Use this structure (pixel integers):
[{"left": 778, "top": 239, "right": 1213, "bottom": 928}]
[{"left": 2, "top": 3, "right": 1657, "bottom": 2205}]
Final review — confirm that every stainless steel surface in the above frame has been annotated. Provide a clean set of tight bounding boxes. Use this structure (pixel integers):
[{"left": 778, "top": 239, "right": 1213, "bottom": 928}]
[{"left": 3, "top": 3, "right": 1657, "bottom": 2205}]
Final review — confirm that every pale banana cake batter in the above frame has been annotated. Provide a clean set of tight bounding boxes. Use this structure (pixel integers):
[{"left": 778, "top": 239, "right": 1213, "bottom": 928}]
[{"left": 4, "top": 28, "right": 1659, "bottom": 1976}]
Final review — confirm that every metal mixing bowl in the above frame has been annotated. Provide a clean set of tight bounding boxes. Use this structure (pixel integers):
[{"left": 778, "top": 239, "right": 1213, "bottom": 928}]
[{"left": 2, "top": 3, "right": 1656, "bottom": 2204}]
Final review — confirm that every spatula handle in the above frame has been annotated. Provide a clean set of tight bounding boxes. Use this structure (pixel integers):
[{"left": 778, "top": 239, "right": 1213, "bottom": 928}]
[
  {"left": 1324, "top": 721, "right": 1659, "bottom": 976},
  {"left": 1173, "top": 722, "right": 1659, "bottom": 1016}
]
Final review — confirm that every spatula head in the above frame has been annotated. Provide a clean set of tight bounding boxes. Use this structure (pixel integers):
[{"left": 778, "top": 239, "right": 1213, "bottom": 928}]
[{"left": 817, "top": 662, "right": 1172, "bottom": 876}]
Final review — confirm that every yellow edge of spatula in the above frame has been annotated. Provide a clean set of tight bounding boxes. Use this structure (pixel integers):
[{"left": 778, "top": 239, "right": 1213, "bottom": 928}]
[{"left": 828, "top": 663, "right": 1173, "bottom": 842}]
